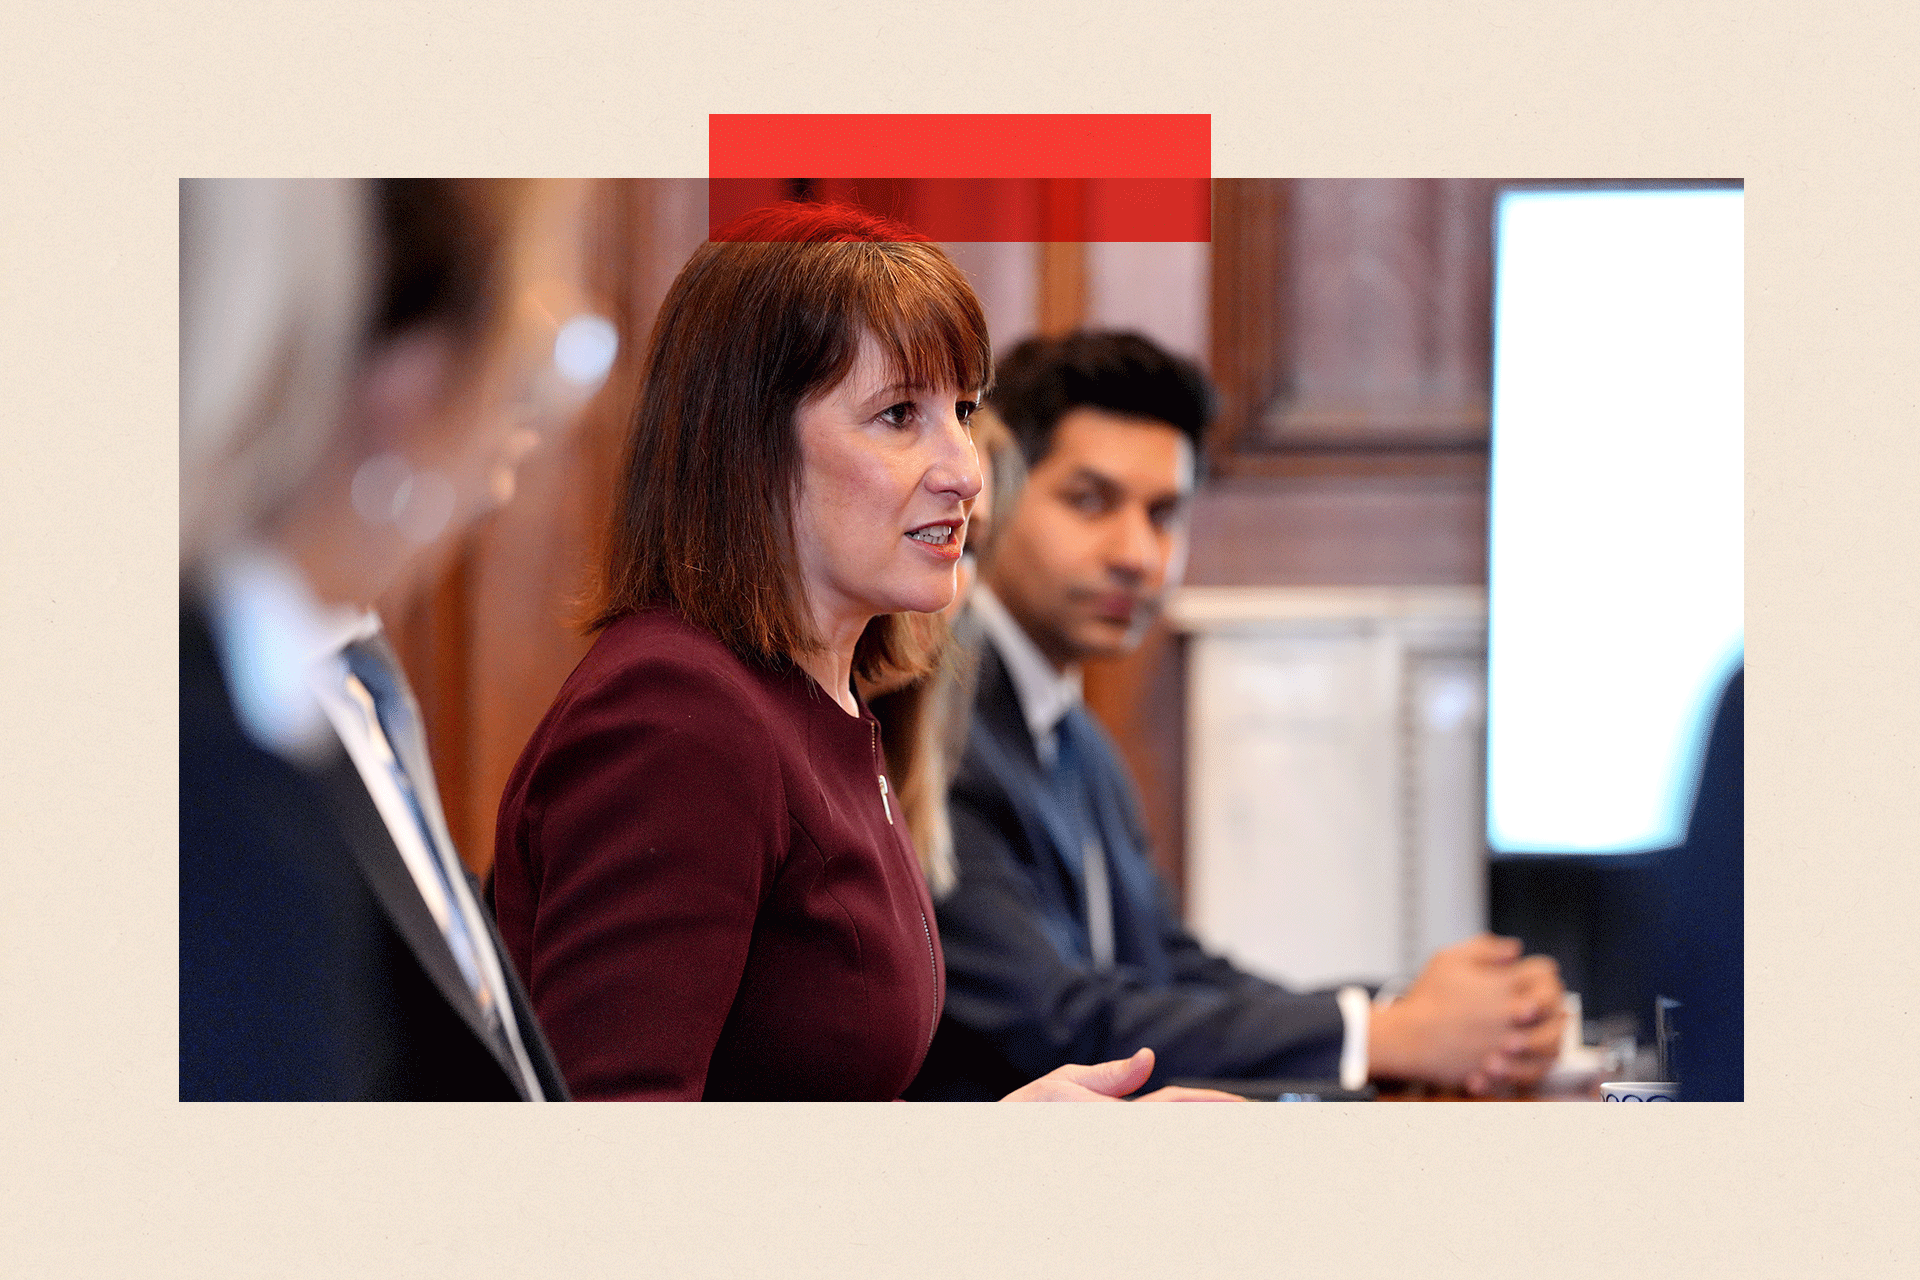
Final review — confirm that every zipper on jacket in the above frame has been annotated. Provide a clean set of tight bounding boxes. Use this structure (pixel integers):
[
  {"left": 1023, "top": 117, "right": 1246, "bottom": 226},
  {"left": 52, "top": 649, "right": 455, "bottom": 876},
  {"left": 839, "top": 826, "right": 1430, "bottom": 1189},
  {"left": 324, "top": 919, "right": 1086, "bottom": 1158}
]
[
  {"left": 919, "top": 910, "right": 939, "bottom": 1050},
  {"left": 869, "top": 720, "right": 893, "bottom": 824}
]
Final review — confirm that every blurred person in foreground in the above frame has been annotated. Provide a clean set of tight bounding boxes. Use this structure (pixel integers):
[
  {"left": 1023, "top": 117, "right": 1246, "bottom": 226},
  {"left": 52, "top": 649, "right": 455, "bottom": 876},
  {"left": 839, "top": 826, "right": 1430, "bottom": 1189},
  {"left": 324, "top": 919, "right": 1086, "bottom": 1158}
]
[
  {"left": 906, "top": 330, "right": 1567, "bottom": 1100},
  {"left": 179, "top": 179, "right": 609, "bottom": 1099},
  {"left": 490, "top": 204, "right": 1236, "bottom": 1101}
]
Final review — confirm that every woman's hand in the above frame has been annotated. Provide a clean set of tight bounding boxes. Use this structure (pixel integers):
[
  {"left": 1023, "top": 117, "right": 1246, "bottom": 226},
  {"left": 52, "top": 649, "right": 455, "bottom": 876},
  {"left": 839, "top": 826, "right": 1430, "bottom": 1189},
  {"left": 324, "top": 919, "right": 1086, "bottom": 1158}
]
[{"left": 999, "top": 1047, "right": 1246, "bottom": 1101}]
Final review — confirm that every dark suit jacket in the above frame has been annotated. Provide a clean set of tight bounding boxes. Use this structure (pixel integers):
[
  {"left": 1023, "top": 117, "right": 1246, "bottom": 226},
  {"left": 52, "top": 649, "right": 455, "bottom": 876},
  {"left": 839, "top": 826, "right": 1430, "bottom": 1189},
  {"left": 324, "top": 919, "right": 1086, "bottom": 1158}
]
[
  {"left": 179, "top": 602, "right": 568, "bottom": 1100},
  {"left": 1651, "top": 665, "right": 1743, "bottom": 1100},
  {"left": 905, "top": 644, "right": 1346, "bottom": 1100}
]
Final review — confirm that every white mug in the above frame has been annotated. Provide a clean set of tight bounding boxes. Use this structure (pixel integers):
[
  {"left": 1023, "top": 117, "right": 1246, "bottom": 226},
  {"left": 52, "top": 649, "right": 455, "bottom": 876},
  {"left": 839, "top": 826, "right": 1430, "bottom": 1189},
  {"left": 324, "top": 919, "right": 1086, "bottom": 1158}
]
[{"left": 1600, "top": 1080, "right": 1679, "bottom": 1102}]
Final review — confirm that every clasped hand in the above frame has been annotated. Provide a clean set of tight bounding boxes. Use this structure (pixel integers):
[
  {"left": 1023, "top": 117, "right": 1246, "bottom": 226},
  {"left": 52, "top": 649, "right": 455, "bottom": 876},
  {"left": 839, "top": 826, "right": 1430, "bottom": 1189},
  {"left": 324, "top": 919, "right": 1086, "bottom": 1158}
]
[{"left": 1368, "top": 934, "right": 1566, "bottom": 1095}]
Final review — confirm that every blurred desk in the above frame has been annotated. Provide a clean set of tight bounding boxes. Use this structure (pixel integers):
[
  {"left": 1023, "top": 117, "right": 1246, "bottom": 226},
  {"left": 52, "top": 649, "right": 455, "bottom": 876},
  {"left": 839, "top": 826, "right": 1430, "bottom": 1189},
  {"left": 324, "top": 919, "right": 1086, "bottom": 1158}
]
[
  {"left": 1167, "top": 1082, "right": 1605, "bottom": 1105},
  {"left": 1171, "top": 1077, "right": 1603, "bottom": 1101}
]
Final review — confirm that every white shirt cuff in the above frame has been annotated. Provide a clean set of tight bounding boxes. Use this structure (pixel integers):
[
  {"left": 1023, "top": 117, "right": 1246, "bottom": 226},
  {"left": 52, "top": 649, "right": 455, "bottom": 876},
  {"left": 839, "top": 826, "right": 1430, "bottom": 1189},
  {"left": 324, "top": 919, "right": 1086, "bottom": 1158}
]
[{"left": 1336, "top": 985, "right": 1373, "bottom": 1091}]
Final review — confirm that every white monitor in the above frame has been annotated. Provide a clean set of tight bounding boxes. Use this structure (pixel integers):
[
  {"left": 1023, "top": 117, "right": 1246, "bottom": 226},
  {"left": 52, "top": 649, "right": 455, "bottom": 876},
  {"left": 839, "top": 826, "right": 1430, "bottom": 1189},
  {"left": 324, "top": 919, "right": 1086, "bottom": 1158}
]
[{"left": 1485, "top": 186, "right": 1743, "bottom": 855}]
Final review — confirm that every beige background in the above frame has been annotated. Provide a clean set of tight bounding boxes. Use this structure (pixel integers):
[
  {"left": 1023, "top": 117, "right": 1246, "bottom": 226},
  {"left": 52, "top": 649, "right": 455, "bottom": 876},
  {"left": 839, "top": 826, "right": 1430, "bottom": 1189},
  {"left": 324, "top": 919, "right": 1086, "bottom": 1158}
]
[{"left": 3, "top": 1, "right": 1915, "bottom": 1274}]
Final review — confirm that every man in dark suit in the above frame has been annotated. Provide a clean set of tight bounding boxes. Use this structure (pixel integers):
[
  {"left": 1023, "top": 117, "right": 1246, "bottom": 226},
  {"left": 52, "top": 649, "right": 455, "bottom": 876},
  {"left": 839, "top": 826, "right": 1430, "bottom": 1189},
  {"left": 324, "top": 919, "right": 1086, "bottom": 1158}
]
[
  {"left": 179, "top": 179, "right": 581, "bottom": 1100},
  {"left": 907, "top": 331, "right": 1567, "bottom": 1099},
  {"left": 180, "top": 599, "right": 568, "bottom": 1100}
]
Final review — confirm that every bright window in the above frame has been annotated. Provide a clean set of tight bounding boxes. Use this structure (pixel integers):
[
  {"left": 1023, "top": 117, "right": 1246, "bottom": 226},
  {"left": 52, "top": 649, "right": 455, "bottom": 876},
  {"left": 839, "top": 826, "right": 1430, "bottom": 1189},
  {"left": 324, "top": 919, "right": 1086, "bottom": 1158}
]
[{"left": 1486, "top": 188, "right": 1743, "bottom": 854}]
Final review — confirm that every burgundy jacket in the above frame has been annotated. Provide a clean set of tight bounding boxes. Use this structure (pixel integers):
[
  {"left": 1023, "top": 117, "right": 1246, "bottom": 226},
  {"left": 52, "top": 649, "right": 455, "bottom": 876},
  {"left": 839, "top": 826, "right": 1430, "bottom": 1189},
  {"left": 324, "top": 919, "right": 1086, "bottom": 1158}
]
[{"left": 492, "top": 608, "right": 944, "bottom": 1100}]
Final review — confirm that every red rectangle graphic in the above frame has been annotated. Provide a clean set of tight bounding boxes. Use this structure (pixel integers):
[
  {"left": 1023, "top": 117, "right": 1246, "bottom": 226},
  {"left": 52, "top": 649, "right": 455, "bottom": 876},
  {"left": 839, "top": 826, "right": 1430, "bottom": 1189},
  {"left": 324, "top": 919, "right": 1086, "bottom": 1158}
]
[
  {"left": 710, "top": 114, "right": 1210, "bottom": 180},
  {"left": 708, "top": 176, "right": 1211, "bottom": 242}
]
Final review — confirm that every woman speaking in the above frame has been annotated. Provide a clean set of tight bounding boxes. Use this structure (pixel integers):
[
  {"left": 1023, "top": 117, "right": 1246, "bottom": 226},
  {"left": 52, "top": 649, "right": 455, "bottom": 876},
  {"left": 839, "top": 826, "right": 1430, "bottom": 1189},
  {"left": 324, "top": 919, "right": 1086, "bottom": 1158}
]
[{"left": 490, "top": 203, "right": 1233, "bottom": 1102}]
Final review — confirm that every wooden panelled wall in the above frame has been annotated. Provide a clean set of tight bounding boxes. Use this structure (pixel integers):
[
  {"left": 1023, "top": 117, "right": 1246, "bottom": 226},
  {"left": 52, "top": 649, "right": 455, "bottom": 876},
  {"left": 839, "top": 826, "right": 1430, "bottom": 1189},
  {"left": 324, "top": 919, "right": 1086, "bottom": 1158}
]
[
  {"left": 1083, "top": 179, "right": 1500, "bottom": 903},
  {"left": 376, "top": 178, "right": 1504, "bottom": 887}
]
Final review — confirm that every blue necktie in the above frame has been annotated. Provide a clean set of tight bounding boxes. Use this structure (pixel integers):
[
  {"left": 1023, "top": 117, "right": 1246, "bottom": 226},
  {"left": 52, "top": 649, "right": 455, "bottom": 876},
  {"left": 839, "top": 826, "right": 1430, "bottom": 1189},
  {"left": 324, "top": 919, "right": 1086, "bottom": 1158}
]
[
  {"left": 341, "top": 640, "right": 500, "bottom": 1031},
  {"left": 1051, "top": 709, "right": 1116, "bottom": 970}
]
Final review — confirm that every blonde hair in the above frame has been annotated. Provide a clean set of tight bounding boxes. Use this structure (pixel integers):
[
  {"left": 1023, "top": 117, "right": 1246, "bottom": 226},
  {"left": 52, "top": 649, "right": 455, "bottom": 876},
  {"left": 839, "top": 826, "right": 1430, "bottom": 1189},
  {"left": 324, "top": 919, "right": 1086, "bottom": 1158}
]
[
  {"left": 863, "top": 408, "right": 1027, "bottom": 897},
  {"left": 179, "top": 179, "right": 370, "bottom": 570}
]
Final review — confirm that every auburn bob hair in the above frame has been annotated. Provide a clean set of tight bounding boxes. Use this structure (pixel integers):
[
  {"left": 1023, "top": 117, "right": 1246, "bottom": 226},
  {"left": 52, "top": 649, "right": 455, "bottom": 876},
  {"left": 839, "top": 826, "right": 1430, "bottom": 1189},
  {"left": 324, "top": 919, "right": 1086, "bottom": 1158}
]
[{"left": 593, "top": 202, "right": 993, "bottom": 686}]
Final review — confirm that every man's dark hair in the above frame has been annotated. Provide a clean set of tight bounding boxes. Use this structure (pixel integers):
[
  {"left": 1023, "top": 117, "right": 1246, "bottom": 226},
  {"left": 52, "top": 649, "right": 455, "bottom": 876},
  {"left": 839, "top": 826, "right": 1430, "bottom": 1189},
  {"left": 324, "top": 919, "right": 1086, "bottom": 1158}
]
[{"left": 988, "top": 330, "right": 1213, "bottom": 468}]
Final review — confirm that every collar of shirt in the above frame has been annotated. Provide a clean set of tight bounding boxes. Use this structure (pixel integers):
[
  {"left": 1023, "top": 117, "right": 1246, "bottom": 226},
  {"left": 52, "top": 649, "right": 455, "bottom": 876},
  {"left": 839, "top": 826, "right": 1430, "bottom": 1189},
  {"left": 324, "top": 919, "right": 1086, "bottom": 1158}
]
[
  {"left": 308, "top": 606, "right": 395, "bottom": 769},
  {"left": 300, "top": 588, "right": 382, "bottom": 748},
  {"left": 309, "top": 598, "right": 383, "bottom": 684},
  {"left": 203, "top": 542, "right": 361, "bottom": 767},
  {"left": 972, "top": 582, "right": 1082, "bottom": 770}
]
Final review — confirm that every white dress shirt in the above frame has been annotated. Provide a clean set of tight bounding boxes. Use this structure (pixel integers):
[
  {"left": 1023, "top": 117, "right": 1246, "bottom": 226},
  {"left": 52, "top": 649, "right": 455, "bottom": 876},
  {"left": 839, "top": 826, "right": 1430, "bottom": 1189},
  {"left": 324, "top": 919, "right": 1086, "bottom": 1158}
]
[
  {"left": 202, "top": 543, "right": 343, "bottom": 768},
  {"left": 970, "top": 583, "right": 1081, "bottom": 768}
]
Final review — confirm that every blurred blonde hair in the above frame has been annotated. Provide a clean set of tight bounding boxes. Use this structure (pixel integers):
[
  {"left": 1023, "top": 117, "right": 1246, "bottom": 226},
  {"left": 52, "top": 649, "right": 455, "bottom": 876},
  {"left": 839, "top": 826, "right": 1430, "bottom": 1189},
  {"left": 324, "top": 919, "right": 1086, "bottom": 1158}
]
[
  {"left": 179, "top": 179, "right": 370, "bottom": 570},
  {"left": 968, "top": 406, "right": 1024, "bottom": 567},
  {"left": 863, "top": 406, "right": 1026, "bottom": 898}
]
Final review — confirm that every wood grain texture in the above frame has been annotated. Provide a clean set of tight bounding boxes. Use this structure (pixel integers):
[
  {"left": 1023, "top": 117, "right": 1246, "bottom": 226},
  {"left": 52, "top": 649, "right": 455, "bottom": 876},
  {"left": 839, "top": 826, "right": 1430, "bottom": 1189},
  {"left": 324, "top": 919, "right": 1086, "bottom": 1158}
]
[
  {"left": 1087, "top": 180, "right": 1502, "bottom": 898},
  {"left": 1036, "top": 239, "right": 1087, "bottom": 336}
]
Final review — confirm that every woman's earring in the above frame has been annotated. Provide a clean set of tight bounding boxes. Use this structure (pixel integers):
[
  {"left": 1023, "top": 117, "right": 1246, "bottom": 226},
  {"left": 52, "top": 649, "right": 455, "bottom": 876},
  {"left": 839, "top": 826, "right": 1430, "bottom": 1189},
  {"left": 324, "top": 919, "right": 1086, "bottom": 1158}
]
[{"left": 351, "top": 452, "right": 457, "bottom": 546}]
